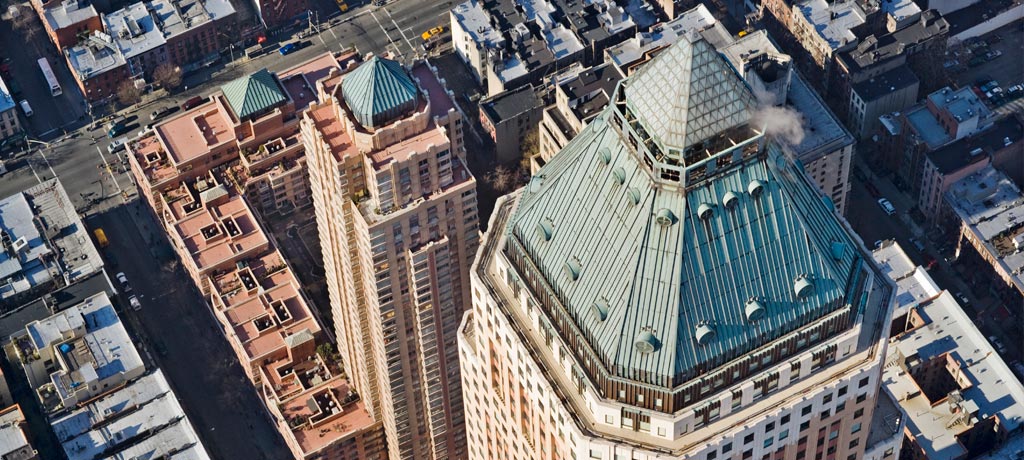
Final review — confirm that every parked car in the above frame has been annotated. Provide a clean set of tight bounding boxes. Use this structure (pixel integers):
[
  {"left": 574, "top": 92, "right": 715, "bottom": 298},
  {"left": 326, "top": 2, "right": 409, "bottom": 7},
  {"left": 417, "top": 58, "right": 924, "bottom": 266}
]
[
  {"left": 107, "top": 123, "right": 130, "bottom": 139},
  {"left": 181, "top": 96, "right": 205, "bottom": 110},
  {"left": 955, "top": 291, "right": 970, "bottom": 306},
  {"left": 877, "top": 198, "right": 896, "bottom": 216},
  {"left": 115, "top": 271, "right": 132, "bottom": 293},
  {"left": 988, "top": 335, "right": 1007, "bottom": 354},
  {"left": 129, "top": 295, "right": 141, "bottom": 311},
  {"left": 909, "top": 237, "right": 925, "bottom": 251},
  {"left": 107, "top": 137, "right": 128, "bottom": 154},
  {"left": 985, "top": 49, "right": 1003, "bottom": 61},
  {"left": 151, "top": 106, "right": 176, "bottom": 120},
  {"left": 980, "top": 80, "right": 999, "bottom": 92},
  {"left": 18, "top": 100, "right": 32, "bottom": 117},
  {"left": 279, "top": 43, "right": 298, "bottom": 55}
]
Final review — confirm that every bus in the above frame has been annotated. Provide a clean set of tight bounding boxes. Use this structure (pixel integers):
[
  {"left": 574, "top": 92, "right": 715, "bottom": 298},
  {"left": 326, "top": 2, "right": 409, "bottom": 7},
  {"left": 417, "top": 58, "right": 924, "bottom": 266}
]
[{"left": 38, "top": 58, "right": 62, "bottom": 97}]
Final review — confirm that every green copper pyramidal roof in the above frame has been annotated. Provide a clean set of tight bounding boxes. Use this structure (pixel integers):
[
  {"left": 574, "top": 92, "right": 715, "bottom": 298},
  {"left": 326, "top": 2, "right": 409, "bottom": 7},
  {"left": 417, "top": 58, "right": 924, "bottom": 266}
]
[
  {"left": 341, "top": 56, "right": 419, "bottom": 129},
  {"left": 221, "top": 68, "right": 288, "bottom": 120},
  {"left": 503, "top": 34, "right": 866, "bottom": 389}
]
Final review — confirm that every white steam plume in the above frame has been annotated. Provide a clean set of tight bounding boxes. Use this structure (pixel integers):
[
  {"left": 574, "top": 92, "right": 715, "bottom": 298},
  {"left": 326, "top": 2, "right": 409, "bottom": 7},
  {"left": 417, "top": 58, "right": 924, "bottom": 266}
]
[{"left": 749, "top": 87, "right": 806, "bottom": 147}]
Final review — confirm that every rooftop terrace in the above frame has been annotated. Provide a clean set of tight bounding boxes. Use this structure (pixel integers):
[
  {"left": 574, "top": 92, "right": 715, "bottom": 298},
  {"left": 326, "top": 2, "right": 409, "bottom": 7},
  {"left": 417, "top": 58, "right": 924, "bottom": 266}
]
[
  {"left": 157, "top": 96, "right": 235, "bottom": 166},
  {"left": 167, "top": 191, "right": 268, "bottom": 272},
  {"left": 65, "top": 32, "right": 125, "bottom": 80},
  {"left": 210, "top": 249, "right": 320, "bottom": 361},
  {"left": 795, "top": 0, "right": 866, "bottom": 50}
]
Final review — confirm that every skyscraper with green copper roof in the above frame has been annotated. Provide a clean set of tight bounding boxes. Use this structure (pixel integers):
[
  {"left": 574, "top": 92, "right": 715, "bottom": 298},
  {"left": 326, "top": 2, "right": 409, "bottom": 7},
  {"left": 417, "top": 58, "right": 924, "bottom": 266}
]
[{"left": 458, "top": 32, "right": 897, "bottom": 460}]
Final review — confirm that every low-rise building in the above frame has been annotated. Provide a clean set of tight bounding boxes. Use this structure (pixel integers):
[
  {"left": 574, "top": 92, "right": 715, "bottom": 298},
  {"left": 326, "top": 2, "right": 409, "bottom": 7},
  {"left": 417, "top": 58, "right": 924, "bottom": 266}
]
[
  {"left": 604, "top": 4, "right": 730, "bottom": 74},
  {"left": 0, "top": 405, "right": 38, "bottom": 460},
  {"left": 12, "top": 292, "right": 144, "bottom": 413},
  {"left": 833, "top": 10, "right": 948, "bottom": 133},
  {"left": 0, "top": 179, "right": 103, "bottom": 309},
  {"left": 36, "top": 0, "right": 102, "bottom": 51},
  {"left": 535, "top": 63, "right": 623, "bottom": 171},
  {"left": 51, "top": 370, "right": 211, "bottom": 460},
  {"left": 0, "top": 76, "right": 23, "bottom": 148},
  {"left": 918, "top": 117, "right": 1023, "bottom": 223},
  {"left": 946, "top": 165, "right": 1024, "bottom": 299},
  {"left": 873, "top": 241, "right": 1024, "bottom": 460},
  {"left": 451, "top": 0, "right": 649, "bottom": 96},
  {"left": 65, "top": 0, "right": 235, "bottom": 103},
  {"left": 64, "top": 32, "right": 130, "bottom": 102},
  {"left": 875, "top": 86, "right": 992, "bottom": 193},
  {"left": 479, "top": 84, "right": 542, "bottom": 164}
]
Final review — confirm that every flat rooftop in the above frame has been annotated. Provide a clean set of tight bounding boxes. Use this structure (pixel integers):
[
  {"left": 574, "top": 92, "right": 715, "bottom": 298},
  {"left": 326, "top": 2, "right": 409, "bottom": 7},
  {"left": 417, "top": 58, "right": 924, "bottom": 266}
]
[
  {"left": 0, "top": 271, "right": 112, "bottom": 340},
  {"left": 157, "top": 95, "right": 235, "bottom": 166},
  {"left": 26, "top": 292, "right": 144, "bottom": 397},
  {"left": 168, "top": 192, "right": 269, "bottom": 272},
  {"left": 884, "top": 289, "right": 1024, "bottom": 460},
  {"left": 52, "top": 370, "right": 211, "bottom": 460},
  {"left": 927, "top": 116, "right": 1023, "bottom": 174},
  {"left": 560, "top": 63, "right": 623, "bottom": 122},
  {"left": 906, "top": 105, "right": 951, "bottom": 149},
  {"left": 43, "top": 0, "right": 97, "bottom": 31},
  {"left": 481, "top": 85, "right": 539, "bottom": 124},
  {"left": 785, "top": 69, "right": 854, "bottom": 163},
  {"left": 795, "top": 0, "right": 865, "bottom": 50},
  {"left": 840, "top": 10, "right": 948, "bottom": 74},
  {"left": 605, "top": 4, "right": 728, "bottom": 70},
  {"left": 946, "top": 165, "right": 1024, "bottom": 293},
  {"left": 277, "top": 52, "right": 342, "bottom": 110},
  {"left": 452, "top": 0, "right": 505, "bottom": 49},
  {"left": 872, "top": 241, "right": 941, "bottom": 318},
  {"left": 881, "top": 0, "right": 920, "bottom": 22},
  {"left": 210, "top": 250, "right": 320, "bottom": 361},
  {"left": 66, "top": 32, "right": 125, "bottom": 80},
  {"left": 927, "top": 86, "right": 989, "bottom": 125},
  {"left": 0, "top": 405, "right": 34, "bottom": 460},
  {"left": 0, "top": 75, "right": 14, "bottom": 114},
  {"left": 105, "top": 2, "right": 166, "bottom": 60},
  {"left": 0, "top": 179, "right": 103, "bottom": 303},
  {"left": 851, "top": 64, "right": 919, "bottom": 102}
]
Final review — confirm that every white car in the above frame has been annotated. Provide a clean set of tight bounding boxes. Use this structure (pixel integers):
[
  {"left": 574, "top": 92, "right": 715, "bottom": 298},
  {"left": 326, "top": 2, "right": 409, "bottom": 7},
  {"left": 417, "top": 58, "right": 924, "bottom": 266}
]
[
  {"left": 129, "top": 295, "right": 141, "bottom": 311},
  {"left": 115, "top": 272, "right": 132, "bottom": 293},
  {"left": 877, "top": 198, "right": 896, "bottom": 216}
]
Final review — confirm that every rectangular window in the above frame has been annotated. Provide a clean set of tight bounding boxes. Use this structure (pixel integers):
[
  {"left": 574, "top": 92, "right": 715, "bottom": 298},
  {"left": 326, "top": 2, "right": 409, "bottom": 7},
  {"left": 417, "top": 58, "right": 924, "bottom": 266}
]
[
  {"left": 744, "top": 433, "right": 755, "bottom": 444},
  {"left": 779, "top": 430, "right": 789, "bottom": 441},
  {"left": 858, "top": 377, "right": 870, "bottom": 388},
  {"left": 851, "top": 422, "right": 862, "bottom": 434},
  {"left": 854, "top": 408, "right": 864, "bottom": 419}
]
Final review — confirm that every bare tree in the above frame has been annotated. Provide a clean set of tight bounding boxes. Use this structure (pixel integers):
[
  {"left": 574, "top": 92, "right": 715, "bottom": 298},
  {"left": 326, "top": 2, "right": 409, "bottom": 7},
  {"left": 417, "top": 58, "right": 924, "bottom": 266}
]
[
  {"left": 117, "top": 80, "right": 141, "bottom": 106},
  {"left": 520, "top": 128, "right": 539, "bottom": 159},
  {"left": 152, "top": 63, "right": 182, "bottom": 90},
  {"left": 10, "top": 7, "right": 41, "bottom": 53},
  {"left": 487, "top": 165, "right": 515, "bottom": 193}
]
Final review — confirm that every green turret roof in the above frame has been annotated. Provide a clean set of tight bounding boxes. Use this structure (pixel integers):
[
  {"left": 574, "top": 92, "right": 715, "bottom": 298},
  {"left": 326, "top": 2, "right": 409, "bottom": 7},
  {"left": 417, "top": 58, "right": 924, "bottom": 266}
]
[
  {"left": 341, "top": 56, "right": 419, "bottom": 129},
  {"left": 221, "top": 69, "right": 287, "bottom": 120}
]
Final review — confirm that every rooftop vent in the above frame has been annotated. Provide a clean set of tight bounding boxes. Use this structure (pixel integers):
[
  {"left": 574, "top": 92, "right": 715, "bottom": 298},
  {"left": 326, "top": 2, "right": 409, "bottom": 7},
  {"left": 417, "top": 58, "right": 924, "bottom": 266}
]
[
  {"left": 723, "top": 191, "right": 739, "bottom": 210},
  {"left": 537, "top": 220, "right": 553, "bottom": 241},
  {"left": 748, "top": 179, "right": 766, "bottom": 198},
  {"left": 598, "top": 147, "right": 611, "bottom": 165},
  {"left": 627, "top": 188, "right": 641, "bottom": 205},
  {"left": 697, "top": 203, "right": 714, "bottom": 220},
  {"left": 695, "top": 322, "right": 716, "bottom": 345},
  {"left": 794, "top": 274, "right": 815, "bottom": 299},
  {"left": 655, "top": 208, "right": 677, "bottom": 226},
  {"left": 745, "top": 297, "right": 766, "bottom": 322},
  {"left": 635, "top": 330, "right": 661, "bottom": 353},
  {"left": 564, "top": 259, "right": 582, "bottom": 281},
  {"left": 612, "top": 167, "right": 626, "bottom": 185},
  {"left": 592, "top": 298, "right": 609, "bottom": 321},
  {"left": 830, "top": 241, "right": 846, "bottom": 260}
]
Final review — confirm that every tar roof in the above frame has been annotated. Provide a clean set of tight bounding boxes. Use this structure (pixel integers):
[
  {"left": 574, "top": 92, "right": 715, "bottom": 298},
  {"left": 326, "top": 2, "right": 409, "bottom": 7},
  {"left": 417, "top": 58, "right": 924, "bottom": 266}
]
[
  {"left": 481, "top": 85, "right": 539, "bottom": 123},
  {"left": 222, "top": 69, "right": 289, "bottom": 120},
  {"left": 851, "top": 65, "right": 919, "bottom": 102},
  {"left": 926, "top": 117, "right": 1022, "bottom": 174},
  {"left": 506, "top": 38, "right": 865, "bottom": 387}
]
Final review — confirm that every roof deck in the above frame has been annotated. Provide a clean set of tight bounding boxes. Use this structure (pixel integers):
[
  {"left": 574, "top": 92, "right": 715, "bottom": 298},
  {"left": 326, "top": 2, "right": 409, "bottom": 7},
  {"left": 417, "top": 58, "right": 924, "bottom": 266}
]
[
  {"left": 269, "top": 361, "right": 374, "bottom": 455},
  {"left": 210, "top": 250, "right": 320, "bottom": 361},
  {"left": 157, "top": 95, "right": 235, "bottom": 166},
  {"left": 168, "top": 193, "right": 268, "bottom": 272},
  {"left": 368, "top": 127, "right": 449, "bottom": 168},
  {"left": 411, "top": 63, "right": 455, "bottom": 117}
]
